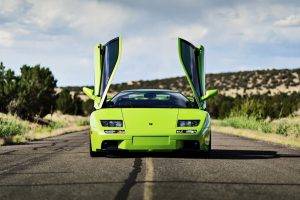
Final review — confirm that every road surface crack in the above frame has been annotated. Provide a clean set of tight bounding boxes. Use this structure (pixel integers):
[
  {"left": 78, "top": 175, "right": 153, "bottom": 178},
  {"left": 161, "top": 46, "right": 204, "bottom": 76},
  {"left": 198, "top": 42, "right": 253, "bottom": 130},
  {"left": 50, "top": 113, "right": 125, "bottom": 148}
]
[{"left": 115, "top": 158, "right": 142, "bottom": 200}]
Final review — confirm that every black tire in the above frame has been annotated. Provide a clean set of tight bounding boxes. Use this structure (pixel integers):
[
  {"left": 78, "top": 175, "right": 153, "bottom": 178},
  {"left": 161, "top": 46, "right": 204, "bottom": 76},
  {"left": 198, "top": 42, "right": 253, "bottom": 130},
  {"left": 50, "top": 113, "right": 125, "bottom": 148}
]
[
  {"left": 89, "top": 139, "right": 104, "bottom": 157},
  {"left": 90, "top": 149, "right": 98, "bottom": 157},
  {"left": 201, "top": 133, "right": 211, "bottom": 155},
  {"left": 208, "top": 133, "right": 212, "bottom": 152},
  {"left": 89, "top": 141, "right": 98, "bottom": 157}
]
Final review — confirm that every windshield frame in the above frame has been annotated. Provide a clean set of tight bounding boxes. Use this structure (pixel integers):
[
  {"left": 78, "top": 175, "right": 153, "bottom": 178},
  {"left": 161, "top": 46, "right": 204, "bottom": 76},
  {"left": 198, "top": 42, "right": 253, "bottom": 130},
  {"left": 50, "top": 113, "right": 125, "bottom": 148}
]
[{"left": 102, "top": 90, "right": 198, "bottom": 109}]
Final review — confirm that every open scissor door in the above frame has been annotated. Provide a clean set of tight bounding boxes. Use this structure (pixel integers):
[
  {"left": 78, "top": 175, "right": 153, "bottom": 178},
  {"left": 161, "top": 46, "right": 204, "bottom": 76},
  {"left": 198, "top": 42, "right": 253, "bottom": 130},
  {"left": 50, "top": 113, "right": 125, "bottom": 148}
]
[
  {"left": 178, "top": 38, "right": 205, "bottom": 108},
  {"left": 93, "top": 37, "right": 122, "bottom": 108}
]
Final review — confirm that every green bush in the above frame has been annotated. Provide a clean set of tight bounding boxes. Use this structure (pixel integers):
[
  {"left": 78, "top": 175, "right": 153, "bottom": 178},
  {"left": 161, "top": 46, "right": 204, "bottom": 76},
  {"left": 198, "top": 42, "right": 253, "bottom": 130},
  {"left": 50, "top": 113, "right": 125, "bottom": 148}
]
[
  {"left": 56, "top": 89, "right": 83, "bottom": 115},
  {"left": 0, "top": 62, "right": 18, "bottom": 113},
  {"left": 219, "top": 116, "right": 261, "bottom": 131},
  {"left": 219, "top": 115, "right": 274, "bottom": 133},
  {"left": 261, "top": 121, "right": 272, "bottom": 133},
  {"left": 8, "top": 65, "right": 57, "bottom": 120},
  {"left": 219, "top": 115, "right": 300, "bottom": 137},
  {"left": 56, "top": 89, "right": 74, "bottom": 114},
  {"left": 48, "top": 121, "right": 65, "bottom": 129},
  {"left": 206, "top": 95, "right": 234, "bottom": 118},
  {"left": 76, "top": 119, "right": 89, "bottom": 126},
  {"left": 82, "top": 99, "right": 94, "bottom": 115},
  {"left": 276, "top": 123, "right": 289, "bottom": 136},
  {"left": 207, "top": 92, "right": 300, "bottom": 119},
  {"left": 0, "top": 118, "right": 27, "bottom": 137},
  {"left": 72, "top": 92, "right": 84, "bottom": 115}
]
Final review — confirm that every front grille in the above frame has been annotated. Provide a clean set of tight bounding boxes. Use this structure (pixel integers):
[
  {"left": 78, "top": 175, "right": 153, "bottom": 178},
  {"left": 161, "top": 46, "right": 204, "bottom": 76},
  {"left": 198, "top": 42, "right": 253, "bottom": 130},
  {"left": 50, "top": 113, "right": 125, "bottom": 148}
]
[
  {"left": 182, "top": 140, "right": 199, "bottom": 150},
  {"left": 101, "top": 140, "right": 119, "bottom": 150}
]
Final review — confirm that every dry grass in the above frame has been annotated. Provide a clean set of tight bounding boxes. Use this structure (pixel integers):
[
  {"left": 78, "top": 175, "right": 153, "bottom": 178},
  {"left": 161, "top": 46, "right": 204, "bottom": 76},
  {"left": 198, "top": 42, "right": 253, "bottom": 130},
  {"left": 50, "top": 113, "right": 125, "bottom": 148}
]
[
  {"left": 212, "top": 116, "right": 300, "bottom": 149},
  {"left": 0, "top": 112, "right": 89, "bottom": 145}
]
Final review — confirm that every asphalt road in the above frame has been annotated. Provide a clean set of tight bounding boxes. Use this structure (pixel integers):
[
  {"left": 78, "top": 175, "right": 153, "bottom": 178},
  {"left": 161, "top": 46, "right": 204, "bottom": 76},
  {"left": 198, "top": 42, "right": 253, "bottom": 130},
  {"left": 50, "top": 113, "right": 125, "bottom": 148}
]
[{"left": 0, "top": 131, "right": 299, "bottom": 200}]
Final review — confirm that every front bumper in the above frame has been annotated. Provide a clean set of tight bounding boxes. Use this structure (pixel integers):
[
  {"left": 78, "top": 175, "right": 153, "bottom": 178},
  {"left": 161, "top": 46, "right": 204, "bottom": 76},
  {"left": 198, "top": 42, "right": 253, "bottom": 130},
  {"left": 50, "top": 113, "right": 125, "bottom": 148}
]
[{"left": 90, "top": 129, "right": 211, "bottom": 152}]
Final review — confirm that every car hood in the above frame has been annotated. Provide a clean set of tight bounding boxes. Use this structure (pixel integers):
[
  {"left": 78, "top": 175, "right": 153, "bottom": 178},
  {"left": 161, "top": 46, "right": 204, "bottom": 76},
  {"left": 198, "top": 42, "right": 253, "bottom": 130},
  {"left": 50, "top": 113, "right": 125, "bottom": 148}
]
[{"left": 121, "top": 108, "right": 178, "bottom": 131}]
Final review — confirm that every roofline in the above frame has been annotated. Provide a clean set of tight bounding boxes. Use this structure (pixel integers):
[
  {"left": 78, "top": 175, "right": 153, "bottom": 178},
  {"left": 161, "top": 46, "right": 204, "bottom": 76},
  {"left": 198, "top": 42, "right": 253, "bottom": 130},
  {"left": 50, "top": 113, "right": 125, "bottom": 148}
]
[{"left": 120, "top": 89, "right": 180, "bottom": 93}]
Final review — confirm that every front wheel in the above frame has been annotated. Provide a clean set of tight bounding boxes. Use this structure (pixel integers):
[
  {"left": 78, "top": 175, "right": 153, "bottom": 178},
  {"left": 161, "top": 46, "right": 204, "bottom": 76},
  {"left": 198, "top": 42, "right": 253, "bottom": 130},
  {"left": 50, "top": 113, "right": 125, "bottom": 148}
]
[
  {"left": 90, "top": 149, "right": 98, "bottom": 157},
  {"left": 208, "top": 133, "right": 212, "bottom": 152},
  {"left": 89, "top": 139, "right": 104, "bottom": 157},
  {"left": 201, "top": 133, "right": 211, "bottom": 155}
]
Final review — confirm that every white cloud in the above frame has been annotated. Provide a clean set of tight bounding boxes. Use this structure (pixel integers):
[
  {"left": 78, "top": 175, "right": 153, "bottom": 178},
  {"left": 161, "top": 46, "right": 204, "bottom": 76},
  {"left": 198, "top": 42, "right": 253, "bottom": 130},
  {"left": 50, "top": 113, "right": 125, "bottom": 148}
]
[
  {"left": 0, "top": 0, "right": 300, "bottom": 85},
  {"left": 21, "top": 0, "right": 135, "bottom": 38},
  {"left": 78, "top": 57, "right": 90, "bottom": 66},
  {"left": 274, "top": 15, "right": 300, "bottom": 27},
  {"left": 0, "top": 0, "right": 25, "bottom": 15},
  {"left": 69, "top": 1, "right": 135, "bottom": 37},
  {"left": 168, "top": 24, "right": 208, "bottom": 42},
  {"left": 0, "top": 30, "right": 14, "bottom": 47}
]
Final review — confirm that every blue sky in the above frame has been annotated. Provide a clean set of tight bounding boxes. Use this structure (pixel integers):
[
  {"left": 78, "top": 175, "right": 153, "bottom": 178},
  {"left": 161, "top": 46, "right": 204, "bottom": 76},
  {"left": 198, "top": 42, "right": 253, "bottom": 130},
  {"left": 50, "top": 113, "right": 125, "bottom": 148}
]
[{"left": 0, "top": 0, "right": 300, "bottom": 86}]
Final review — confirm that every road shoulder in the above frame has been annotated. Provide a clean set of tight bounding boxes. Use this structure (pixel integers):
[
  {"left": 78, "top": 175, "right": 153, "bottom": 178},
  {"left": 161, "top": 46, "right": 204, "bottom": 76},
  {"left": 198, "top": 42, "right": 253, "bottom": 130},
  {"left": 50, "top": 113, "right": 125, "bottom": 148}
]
[{"left": 212, "top": 124, "right": 300, "bottom": 149}]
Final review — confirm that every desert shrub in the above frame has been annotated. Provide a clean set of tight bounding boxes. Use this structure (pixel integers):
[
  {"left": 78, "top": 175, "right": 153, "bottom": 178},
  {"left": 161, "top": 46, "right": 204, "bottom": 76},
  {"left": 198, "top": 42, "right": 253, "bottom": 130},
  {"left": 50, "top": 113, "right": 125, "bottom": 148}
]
[
  {"left": 261, "top": 121, "right": 272, "bottom": 133},
  {"left": 206, "top": 95, "right": 235, "bottom": 119},
  {"left": 211, "top": 92, "right": 300, "bottom": 120},
  {"left": 48, "top": 121, "right": 65, "bottom": 129},
  {"left": 230, "top": 98, "right": 265, "bottom": 119},
  {"left": 56, "top": 89, "right": 73, "bottom": 114},
  {"left": 72, "top": 92, "right": 84, "bottom": 115},
  {"left": 56, "top": 89, "right": 83, "bottom": 115},
  {"left": 82, "top": 99, "right": 94, "bottom": 115},
  {"left": 76, "top": 119, "right": 89, "bottom": 126},
  {"left": 0, "top": 62, "right": 19, "bottom": 113},
  {"left": 275, "top": 123, "right": 289, "bottom": 136},
  {"left": 0, "top": 117, "right": 27, "bottom": 137},
  {"left": 219, "top": 116, "right": 263, "bottom": 131},
  {"left": 9, "top": 65, "right": 57, "bottom": 120},
  {"left": 219, "top": 116, "right": 273, "bottom": 133},
  {"left": 219, "top": 114, "right": 300, "bottom": 137}
]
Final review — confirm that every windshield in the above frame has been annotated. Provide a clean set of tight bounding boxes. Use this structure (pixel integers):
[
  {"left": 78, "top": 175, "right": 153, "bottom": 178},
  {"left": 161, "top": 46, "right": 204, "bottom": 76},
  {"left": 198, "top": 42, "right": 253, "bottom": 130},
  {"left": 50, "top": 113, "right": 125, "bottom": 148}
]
[{"left": 104, "top": 91, "right": 196, "bottom": 108}]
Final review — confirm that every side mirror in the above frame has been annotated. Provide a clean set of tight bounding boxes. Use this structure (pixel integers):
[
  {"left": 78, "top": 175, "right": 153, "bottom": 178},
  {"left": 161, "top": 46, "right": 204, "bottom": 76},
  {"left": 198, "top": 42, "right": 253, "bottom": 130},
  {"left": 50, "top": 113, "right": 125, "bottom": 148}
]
[
  {"left": 201, "top": 89, "right": 218, "bottom": 101},
  {"left": 106, "top": 95, "right": 113, "bottom": 101},
  {"left": 83, "top": 87, "right": 101, "bottom": 103},
  {"left": 187, "top": 96, "right": 195, "bottom": 102}
]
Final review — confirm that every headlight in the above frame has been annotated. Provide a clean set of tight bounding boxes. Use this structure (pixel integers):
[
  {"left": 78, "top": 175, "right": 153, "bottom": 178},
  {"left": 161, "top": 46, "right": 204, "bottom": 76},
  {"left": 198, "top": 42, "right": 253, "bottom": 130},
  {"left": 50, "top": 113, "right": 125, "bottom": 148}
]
[
  {"left": 101, "top": 120, "right": 123, "bottom": 127},
  {"left": 201, "top": 115, "right": 210, "bottom": 133},
  {"left": 203, "top": 116, "right": 210, "bottom": 128},
  {"left": 177, "top": 120, "right": 200, "bottom": 127}
]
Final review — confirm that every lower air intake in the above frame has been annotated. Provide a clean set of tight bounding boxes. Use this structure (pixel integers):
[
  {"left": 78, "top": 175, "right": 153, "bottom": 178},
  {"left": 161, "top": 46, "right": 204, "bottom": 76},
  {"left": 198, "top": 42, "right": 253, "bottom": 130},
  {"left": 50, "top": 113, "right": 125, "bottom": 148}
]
[{"left": 182, "top": 140, "right": 199, "bottom": 150}]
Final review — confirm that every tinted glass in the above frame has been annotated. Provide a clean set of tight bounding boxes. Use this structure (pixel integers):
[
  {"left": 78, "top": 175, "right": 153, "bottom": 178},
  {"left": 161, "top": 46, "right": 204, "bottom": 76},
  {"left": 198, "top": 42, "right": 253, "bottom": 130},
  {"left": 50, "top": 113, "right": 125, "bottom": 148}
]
[
  {"left": 179, "top": 39, "right": 203, "bottom": 97},
  {"left": 104, "top": 91, "right": 196, "bottom": 108},
  {"left": 99, "top": 38, "right": 119, "bottom": 97}
]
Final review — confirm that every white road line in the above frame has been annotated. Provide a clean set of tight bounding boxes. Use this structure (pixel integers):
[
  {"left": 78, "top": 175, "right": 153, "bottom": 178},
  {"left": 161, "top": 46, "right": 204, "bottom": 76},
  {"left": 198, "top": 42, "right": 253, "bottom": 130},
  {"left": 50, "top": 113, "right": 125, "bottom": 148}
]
[{"left": 143, "top": 157, "right": 154, "bottom": 200}]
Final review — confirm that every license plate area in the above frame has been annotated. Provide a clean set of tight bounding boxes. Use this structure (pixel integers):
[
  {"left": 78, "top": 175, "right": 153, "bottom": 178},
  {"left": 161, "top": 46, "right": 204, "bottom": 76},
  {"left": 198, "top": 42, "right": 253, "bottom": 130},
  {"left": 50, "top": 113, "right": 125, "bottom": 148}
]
[{"left": 133, "top": 136, "right": 170, "bottom": 146}]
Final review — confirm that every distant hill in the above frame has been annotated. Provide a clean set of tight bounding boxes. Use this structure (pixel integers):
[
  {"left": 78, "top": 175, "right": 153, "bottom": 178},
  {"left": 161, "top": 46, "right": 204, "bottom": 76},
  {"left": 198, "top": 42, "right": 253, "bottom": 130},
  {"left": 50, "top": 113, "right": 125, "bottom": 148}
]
[{"left": 63, "top": 68, "right": 300, "bottom": 98}]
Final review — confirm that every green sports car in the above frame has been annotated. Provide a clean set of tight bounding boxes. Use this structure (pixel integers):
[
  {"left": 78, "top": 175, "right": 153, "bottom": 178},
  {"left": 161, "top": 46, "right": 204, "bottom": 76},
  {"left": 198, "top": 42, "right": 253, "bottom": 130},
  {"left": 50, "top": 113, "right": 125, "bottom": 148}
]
[{"left": 83, "top": 37, "right": 217, "bottom": 156}]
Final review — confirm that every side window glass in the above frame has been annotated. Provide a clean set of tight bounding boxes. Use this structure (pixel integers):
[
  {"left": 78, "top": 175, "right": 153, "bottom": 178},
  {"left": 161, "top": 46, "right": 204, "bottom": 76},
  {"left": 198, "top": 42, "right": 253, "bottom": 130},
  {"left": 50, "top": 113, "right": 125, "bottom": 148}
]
[
  {"left": 99, "top": 38, "right": 119, "bottom": 97},
  {"left": 179, "top": 39, "right": 203, "bottom": 97}
]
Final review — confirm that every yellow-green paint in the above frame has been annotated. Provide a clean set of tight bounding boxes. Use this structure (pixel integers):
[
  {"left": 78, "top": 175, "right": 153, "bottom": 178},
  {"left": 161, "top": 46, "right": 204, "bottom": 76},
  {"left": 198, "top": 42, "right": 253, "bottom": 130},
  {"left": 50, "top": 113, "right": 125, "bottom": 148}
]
[
  {"left": 198, "top": 45, "right": 206, "bottom": 108},
  {"left": 98, "top": 37, "right": 122, "bottom": 108},
  {"left": 177, "top": 38, "right": 202, "bottom": 108},
  {"left": 94, "top": 44, "right": 102, "bottom": 96},
  {"left": 89, "top": 107, "right": 211, "bottom": 151},
  {"left": 178, "top": 38, "right": 217, "bottom": 110},
  {"left": 201, "top": 89, "right": 218, "bottom": 101},
  {"left": 84, "top": 37, "right": 217, "bottom": 153}
]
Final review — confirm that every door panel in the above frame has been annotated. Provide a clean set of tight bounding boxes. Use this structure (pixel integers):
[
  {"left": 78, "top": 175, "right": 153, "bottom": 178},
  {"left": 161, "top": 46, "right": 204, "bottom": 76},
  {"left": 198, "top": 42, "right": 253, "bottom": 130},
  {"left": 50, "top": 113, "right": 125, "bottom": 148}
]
[
  {"left": 99, "top": 38, "right": 120, "bottom": 97},
  {"left": 178, "top": 38, "right": 205, "bottom": 108},
  {"left": 94, "top": 37, "right": 121, "bottom": 108}
]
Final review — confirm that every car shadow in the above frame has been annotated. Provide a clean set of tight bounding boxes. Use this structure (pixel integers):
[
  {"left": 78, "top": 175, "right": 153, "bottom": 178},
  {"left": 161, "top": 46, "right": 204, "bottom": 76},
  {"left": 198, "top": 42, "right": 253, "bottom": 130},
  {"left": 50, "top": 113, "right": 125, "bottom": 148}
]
[{"left": 104, "top": 149, "right": 300, "bottom": 160}]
